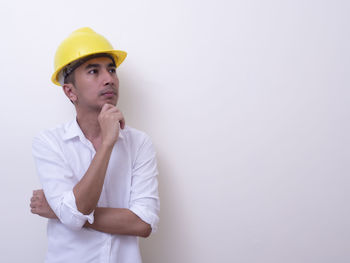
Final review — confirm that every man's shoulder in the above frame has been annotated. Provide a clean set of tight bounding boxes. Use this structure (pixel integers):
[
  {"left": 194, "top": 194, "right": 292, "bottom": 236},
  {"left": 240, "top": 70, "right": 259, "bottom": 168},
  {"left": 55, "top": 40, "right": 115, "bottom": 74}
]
[
  {"left": 120, "top": 125, "right": 153, "bottom": 147},
  {"left": 122, "top": 125, "right": 148, "bottom": 138},
  {"left": 121, "top": 126, "right": 156, "bottom": 158}
]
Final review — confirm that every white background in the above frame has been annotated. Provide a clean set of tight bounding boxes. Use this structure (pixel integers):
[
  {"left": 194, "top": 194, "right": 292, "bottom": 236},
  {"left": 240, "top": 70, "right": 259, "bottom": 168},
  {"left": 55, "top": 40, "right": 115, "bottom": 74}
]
[{"left": 0, "top": 0, "right": 349, "bottom": 262}]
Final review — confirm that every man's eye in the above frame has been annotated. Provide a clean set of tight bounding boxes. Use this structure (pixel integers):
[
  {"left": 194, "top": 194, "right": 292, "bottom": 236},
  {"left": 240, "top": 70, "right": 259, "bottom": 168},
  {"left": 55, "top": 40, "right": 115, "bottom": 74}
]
[
  {"left": 88, "top": 69, "right": 98, "bottom": 74},
  {"left": 109, "top": 68, "right": 116, "bottom": 73}
]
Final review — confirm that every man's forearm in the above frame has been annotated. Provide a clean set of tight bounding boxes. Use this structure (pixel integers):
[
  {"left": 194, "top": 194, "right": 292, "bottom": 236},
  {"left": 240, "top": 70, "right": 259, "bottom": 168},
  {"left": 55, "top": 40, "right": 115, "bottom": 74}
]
[
  {"left": 85, "top": 207, "right": 152, "bottom": 238},
  {"left": 73, "top": 104, "right": 125, "bottom": 215},
  {"left": 73, "top": 143, "right": 114, "bottom": 215}
]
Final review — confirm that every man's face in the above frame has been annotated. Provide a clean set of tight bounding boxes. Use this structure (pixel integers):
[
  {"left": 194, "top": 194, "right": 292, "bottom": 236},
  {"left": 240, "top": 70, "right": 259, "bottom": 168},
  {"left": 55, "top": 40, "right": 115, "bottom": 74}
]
[{"left": 69, "top": 56, "right": 119, "bottom": 111}]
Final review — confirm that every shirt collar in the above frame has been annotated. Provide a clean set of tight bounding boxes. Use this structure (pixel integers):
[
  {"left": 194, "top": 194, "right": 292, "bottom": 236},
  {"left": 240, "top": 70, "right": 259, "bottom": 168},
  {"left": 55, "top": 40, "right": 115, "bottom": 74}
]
[{"left": 62, "top": 118, "right": 124, "bottom": 141}]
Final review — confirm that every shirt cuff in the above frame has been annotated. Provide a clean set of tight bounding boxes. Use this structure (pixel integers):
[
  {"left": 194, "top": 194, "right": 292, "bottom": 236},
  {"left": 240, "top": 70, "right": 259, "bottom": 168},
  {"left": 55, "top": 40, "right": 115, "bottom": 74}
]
[
  {"left": 130, "top": 204, "right": 159, "bottom": 233},
  {"left": 58, "top": 190, "right": 94, "bottom": 230}
]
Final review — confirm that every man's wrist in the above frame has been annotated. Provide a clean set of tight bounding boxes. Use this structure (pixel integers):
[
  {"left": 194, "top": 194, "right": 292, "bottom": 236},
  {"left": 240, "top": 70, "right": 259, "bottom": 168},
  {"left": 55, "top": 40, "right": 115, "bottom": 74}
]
[{"left": 100, "top": 140, "right": 116, "bottom": 151}]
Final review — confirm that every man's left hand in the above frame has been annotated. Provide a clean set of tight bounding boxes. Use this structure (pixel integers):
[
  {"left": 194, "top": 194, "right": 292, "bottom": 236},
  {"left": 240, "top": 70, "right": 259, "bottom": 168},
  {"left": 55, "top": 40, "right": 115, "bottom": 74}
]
[{"left": 30, "top": 189, "right": 57, "bottom": 219}]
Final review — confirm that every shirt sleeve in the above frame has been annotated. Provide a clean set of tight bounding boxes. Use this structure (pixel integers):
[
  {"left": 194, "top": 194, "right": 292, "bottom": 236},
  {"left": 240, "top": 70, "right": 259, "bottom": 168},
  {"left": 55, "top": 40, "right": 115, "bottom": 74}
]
[
  {"left": 129, "top": 136, "right": 160, "bottom": 233},
  {"left": 32, "top": 134, "right": 94, "bottom": 231}
]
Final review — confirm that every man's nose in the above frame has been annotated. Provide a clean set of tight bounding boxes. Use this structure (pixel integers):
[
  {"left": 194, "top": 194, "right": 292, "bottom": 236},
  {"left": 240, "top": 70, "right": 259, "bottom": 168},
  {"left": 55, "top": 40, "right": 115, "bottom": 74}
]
[{"left": 102, "top": 69, "right": 114, "bottom": 86}]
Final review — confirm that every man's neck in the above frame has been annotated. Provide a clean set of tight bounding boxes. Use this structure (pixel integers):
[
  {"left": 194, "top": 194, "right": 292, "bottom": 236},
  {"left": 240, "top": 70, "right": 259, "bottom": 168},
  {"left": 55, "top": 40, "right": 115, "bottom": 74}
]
[{"left": 76, "top": 109, "right": 101, "bottom": 142}]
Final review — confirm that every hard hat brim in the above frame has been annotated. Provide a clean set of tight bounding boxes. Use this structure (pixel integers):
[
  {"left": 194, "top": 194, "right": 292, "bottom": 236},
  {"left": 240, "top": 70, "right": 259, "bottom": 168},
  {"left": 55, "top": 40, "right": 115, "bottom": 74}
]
[{"left": 51, "top": 50, "right": 127, "bottom": 86}]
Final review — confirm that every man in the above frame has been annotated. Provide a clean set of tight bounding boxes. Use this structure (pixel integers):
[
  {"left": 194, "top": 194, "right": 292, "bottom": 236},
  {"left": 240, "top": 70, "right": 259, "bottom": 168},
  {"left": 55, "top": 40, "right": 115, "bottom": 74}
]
[{"left": 30, "top": 27, "right": 160, "bottom": 263}]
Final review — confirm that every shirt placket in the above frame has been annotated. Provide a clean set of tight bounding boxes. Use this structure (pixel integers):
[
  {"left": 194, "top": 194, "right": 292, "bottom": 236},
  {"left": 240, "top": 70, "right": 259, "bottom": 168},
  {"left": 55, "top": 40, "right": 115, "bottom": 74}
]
[
  {"left": 80, "top": 135, "right": 112, "bottom": 263},
  {"left": 101, "top": 234, "right": 112, "bottom": 263}
]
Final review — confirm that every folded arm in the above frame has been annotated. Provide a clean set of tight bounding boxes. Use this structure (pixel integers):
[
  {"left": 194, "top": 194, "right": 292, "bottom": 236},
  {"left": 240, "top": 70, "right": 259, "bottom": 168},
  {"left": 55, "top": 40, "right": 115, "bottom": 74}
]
[
  {"left": 30, "top": 190, "right": 151, "bottom": 237},
  {"left": 32, "top": 128, "right": 159, "bottom": 234},
  {"left": 32, "top": 105, "right": 125, "bottom": 230}
]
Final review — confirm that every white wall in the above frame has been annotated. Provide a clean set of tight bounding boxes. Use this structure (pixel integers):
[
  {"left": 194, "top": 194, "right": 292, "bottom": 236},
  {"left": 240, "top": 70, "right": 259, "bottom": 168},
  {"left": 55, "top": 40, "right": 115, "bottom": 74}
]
[{"left": 0, "top": 0, "right": 349, "bottom": 262}]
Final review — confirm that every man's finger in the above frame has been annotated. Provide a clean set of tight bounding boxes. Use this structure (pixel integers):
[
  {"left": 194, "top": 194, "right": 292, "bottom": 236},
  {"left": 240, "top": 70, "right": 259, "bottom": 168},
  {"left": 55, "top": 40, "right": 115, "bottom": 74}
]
[
  {"left": 33, "top": 189, "right": 43, "bottom": 195},
  {"left": 101, "top": 103, "right": 115, "bottom": 113},
  {"left": 120, "top": 118, "right": 125, "bottom": 129},
  {"left": 105, "top": 106, "right": 119, "bottom": 113}
]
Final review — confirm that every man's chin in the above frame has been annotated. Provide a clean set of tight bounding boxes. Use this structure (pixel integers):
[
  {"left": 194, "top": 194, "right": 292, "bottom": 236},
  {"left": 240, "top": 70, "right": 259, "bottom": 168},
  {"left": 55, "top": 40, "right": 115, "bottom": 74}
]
[{"left": 99, "top": 99, "right": 118, "bottom": 108}]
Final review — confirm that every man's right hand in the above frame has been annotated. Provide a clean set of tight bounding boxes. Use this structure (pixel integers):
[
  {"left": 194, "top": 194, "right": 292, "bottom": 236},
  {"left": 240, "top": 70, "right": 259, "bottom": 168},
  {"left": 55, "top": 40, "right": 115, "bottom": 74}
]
[{"left": 98, "top": 104, "right": 125, "bottom": 147}]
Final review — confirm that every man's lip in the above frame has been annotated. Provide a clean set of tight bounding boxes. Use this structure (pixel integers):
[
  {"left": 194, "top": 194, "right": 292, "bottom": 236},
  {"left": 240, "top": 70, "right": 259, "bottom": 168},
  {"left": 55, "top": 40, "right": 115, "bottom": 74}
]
[{"left": 100, "top": 90, "right": 116, "bottom": 96}]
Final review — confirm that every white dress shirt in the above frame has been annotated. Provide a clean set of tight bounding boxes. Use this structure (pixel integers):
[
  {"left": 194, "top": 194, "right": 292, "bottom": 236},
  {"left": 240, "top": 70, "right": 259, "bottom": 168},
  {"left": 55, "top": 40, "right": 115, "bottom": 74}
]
[{"left": 32, "top": 119, "right": 160, "bottom": 263}]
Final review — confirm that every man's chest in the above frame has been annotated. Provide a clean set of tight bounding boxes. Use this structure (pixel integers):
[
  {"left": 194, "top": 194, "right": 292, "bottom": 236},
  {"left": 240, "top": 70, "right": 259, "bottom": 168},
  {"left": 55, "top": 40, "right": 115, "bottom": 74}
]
[{"left": 63, "top": 140, "right": 133, "bottom": 208}]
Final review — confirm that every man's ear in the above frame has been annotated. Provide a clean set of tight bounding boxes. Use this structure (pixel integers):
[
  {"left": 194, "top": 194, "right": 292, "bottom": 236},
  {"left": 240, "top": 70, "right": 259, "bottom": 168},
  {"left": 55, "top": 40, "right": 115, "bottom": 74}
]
[{"left": 62, "top": 83, "right": 77, "bottom": 103}]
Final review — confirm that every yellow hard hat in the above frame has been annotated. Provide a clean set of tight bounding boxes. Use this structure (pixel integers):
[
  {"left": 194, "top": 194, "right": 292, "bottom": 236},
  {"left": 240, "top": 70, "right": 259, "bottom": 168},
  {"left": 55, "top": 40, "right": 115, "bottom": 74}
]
[{"left": 51, "top": 27, "right": 127, "bottom": 86}]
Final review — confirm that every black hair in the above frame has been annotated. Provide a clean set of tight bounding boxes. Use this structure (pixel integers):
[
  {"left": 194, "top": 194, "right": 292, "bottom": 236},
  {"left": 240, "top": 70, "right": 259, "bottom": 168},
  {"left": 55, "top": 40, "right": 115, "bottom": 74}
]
[{"left": 63, "top": 53, "right": 116, "bottom": 84}]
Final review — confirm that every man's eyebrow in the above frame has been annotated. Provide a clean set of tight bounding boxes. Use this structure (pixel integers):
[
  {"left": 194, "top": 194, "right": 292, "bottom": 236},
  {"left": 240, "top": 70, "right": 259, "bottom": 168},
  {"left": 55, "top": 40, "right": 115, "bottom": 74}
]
[
  {"left": 85, "top": 63, "right": 101, "bottom": 70},
  {"left": 85, "top": 63, "right": 116, "bottom": 70}
]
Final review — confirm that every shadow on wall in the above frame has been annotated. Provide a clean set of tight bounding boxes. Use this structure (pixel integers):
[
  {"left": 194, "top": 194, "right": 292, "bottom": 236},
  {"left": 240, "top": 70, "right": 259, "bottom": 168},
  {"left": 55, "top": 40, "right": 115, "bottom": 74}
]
[
  {"left": 139, "top": 152, "right": 189, "bottom": 263},
  {"left": 117, "top": 66, "right": 148, "bottom": 127},
  {"left": 119, "top": 65, "right": 188, "bottom": 262}
]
